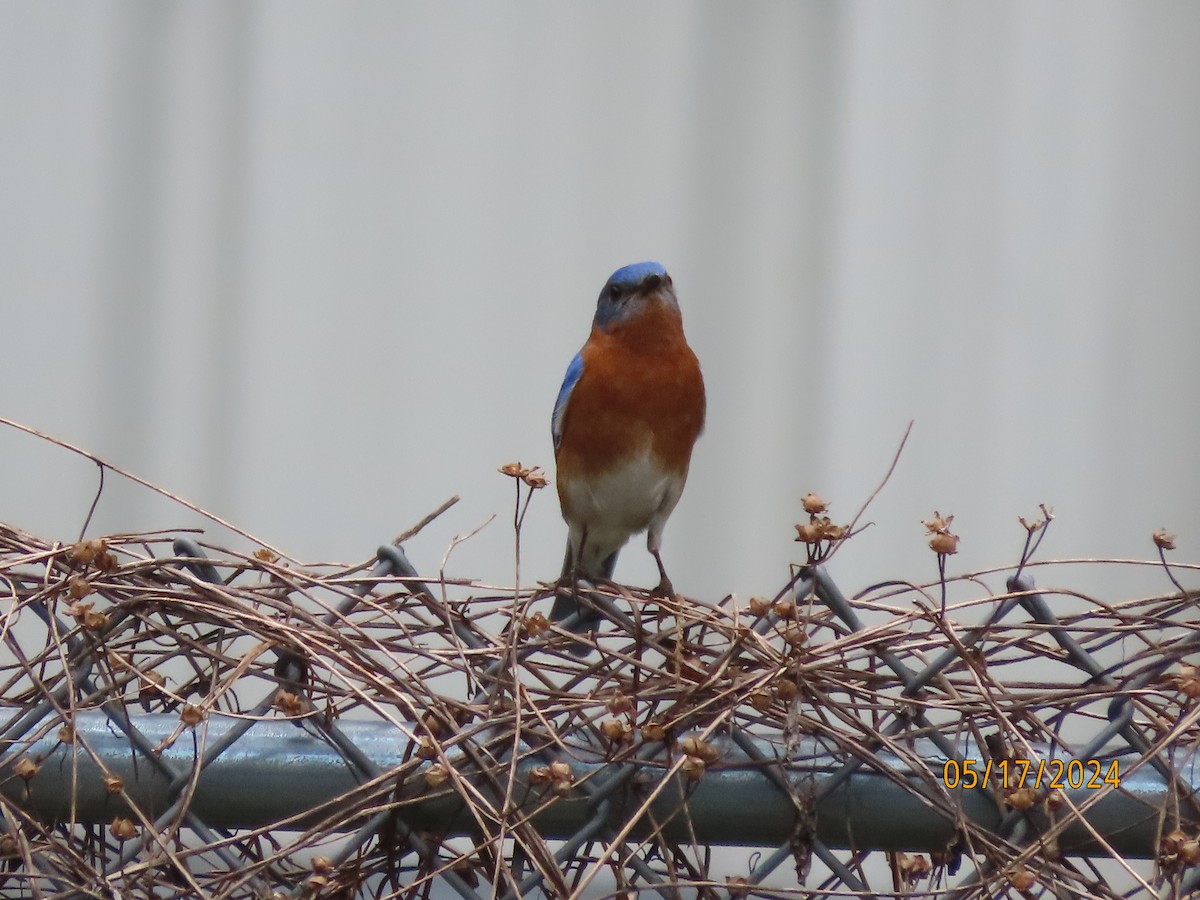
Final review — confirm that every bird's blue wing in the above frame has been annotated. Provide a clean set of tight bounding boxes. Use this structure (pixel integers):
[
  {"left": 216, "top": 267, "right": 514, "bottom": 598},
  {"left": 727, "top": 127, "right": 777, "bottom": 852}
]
[{"left": 552, "top": 351, "right": 584, "bottom": 451}]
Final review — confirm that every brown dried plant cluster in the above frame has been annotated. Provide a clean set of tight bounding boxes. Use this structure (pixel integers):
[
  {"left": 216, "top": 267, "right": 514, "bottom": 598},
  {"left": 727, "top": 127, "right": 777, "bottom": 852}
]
[{"left": 0, "top": 486, "right": 1197, "bottom": 899}]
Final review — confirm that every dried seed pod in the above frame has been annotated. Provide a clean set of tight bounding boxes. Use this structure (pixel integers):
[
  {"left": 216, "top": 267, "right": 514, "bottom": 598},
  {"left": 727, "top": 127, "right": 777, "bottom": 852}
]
[
  {"left": 748, "top": 691, "right": 773, "bottom": 712},
  {"left": 776, "top": 678, "right": 799, "bottom": 701},
  {"left": 904, "top": 854, "right": 931, "bottom": 881},
  {"left": 1005, "top": 786, "right": 1037, "bottom": 810},
  {"left": 416, "top": 736, "right": 438, "bottom": 760},
  {"left": 824, "top": 523, "right": 848, "bottom": 540},
  {"left": 605, "top": 691, "right": 633, "bottom": 715},
  {"left": 801, "top": 493, "right": 827, "bottom": 515},
  {"left": 680, "top": 736, "right": 719, "bottom": 764},
  {"left": 109, "top": 817, "right": 137, "bottom": 840},
  {"left": 70, "top": 540, "right": 101, "bottom": 565},
  {"left": 1180, "top": 839, "right": 1200, "bottom": 866},
  {"left": 641, "top": 722, "right": 667, "bottom": 742},
  {"left": 424, "top": 763, "right": 450, "bottom": 788},
  {"left": 923, "top": 512, "right": 960, "bottom": 554},
  {"left": 1163, "top": 828, "right": 1189, "bottom": 856},
  {"left": 782, "top": 626, "right": 807, "bottom": 648},
  {"left": 1008, "top": 867, "right": 1036, "bottom": 890},
  {"left": 929, "top": 531, "right": 960, "bottom": 555},
  {"left": 794, "top": 521, "right": 824, "bottom": 543},
  {"left": 522, "top": 613, "right": 550, "bottom": 637},
  {"left": 600, "top": 719, "right": 631, "bottom": 743}
]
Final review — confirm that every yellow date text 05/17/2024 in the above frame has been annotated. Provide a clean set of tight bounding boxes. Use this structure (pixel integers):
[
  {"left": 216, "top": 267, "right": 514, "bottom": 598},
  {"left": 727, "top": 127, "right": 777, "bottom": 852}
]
[{"left": 941, "top": 757, "right": 1121, "bottom": 791}]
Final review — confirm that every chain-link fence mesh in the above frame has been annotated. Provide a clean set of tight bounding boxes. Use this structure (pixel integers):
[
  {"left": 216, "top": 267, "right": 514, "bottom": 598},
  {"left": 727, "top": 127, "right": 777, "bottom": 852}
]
[{"left": 1, "top": 467, "right": 1199, "bottom": 898}]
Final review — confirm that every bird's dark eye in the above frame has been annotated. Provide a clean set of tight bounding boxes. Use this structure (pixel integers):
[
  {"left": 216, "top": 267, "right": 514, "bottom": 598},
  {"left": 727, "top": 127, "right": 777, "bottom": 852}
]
[{"left": 608, "top": 285, "right": 624, "bottom": 302}]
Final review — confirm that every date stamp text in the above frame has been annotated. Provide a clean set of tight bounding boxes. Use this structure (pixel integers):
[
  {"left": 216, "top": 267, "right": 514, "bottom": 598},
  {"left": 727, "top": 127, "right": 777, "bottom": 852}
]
[{"left": 942, "top": 758, "right": 1120, "bottom": 791}]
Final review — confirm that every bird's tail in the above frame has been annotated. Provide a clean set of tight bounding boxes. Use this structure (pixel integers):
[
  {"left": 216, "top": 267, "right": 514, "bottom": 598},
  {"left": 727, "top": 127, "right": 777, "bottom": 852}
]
[{"left": 550, "top": 543, "right": 618, "bottom": 656}]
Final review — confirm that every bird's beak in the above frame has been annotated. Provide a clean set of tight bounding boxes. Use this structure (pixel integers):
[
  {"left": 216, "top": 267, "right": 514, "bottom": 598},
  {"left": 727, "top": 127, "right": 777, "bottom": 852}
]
[{"left": 638, "top": 273, "right": 664, "bottom": 295}]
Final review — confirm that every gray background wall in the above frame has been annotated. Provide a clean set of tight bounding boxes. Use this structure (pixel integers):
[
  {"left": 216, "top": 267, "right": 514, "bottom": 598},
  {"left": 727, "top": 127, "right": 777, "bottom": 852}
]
[{"left": 3, "top": 2, "right": 1197, "bottom": 608}]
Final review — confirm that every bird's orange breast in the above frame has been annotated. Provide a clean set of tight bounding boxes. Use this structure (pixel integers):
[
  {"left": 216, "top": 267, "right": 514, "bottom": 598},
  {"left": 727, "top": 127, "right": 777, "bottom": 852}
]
[{"left": 555, "top": 305, "right": 705, "bottom": 491}]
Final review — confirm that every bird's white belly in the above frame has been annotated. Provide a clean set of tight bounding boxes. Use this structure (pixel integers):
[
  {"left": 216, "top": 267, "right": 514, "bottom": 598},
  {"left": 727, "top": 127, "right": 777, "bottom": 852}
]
[{"left": 562, "top": 452, "right": 683, "bottom": 574}]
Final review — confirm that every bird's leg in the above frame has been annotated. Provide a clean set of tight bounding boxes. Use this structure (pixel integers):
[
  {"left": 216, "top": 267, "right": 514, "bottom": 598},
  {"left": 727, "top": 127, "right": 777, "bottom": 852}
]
[
  {"left": 557, "top": 529, "right": 583, "bottom": 591},
  {"left": 560, "top": 527, "right": 587, "bottom": 612},
  {"left": 573, "top": 526, "right": 588, "bottom": 592},
  {"left": 647, "top": 528, "right": 675, "bottom": 598},
  {"left": 555, "top": 565, "right": 576, "bottom": 595},
  {"left": 650, "top": 549, "right": 674, "bottom": 599}
]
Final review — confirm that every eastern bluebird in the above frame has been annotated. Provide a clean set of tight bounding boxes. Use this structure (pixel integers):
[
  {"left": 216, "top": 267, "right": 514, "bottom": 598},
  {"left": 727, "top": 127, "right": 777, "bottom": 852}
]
[{"left": 549, "top": 261, "right": 706, "bottom": 648}]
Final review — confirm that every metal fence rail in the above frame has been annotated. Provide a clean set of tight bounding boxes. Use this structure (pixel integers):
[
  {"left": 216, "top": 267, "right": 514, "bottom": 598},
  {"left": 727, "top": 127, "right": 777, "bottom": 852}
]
[
  {"left": 9, "top": 709, "right": 1193, "bottom": 859},
  {"left": 1, "top": 514, "right": 1199, "bottom": 899}
]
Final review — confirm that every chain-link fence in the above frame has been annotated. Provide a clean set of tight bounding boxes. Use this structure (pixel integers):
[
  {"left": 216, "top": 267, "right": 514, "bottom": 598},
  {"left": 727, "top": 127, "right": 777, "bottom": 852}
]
[{"left": 1, "top": 481, "right": 1199, "bottom": 898}]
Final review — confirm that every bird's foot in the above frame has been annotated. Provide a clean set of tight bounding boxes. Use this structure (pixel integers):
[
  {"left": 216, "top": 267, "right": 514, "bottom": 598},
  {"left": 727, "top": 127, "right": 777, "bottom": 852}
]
[{"left": 650, "top": 574, "right": 675, "bottom": 599}]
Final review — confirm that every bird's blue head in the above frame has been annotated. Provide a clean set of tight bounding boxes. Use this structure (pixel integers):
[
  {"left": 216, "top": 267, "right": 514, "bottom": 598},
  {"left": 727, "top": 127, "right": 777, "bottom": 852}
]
[{"left": 592, "top": 261, "right": 679, "bottom": 330}]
